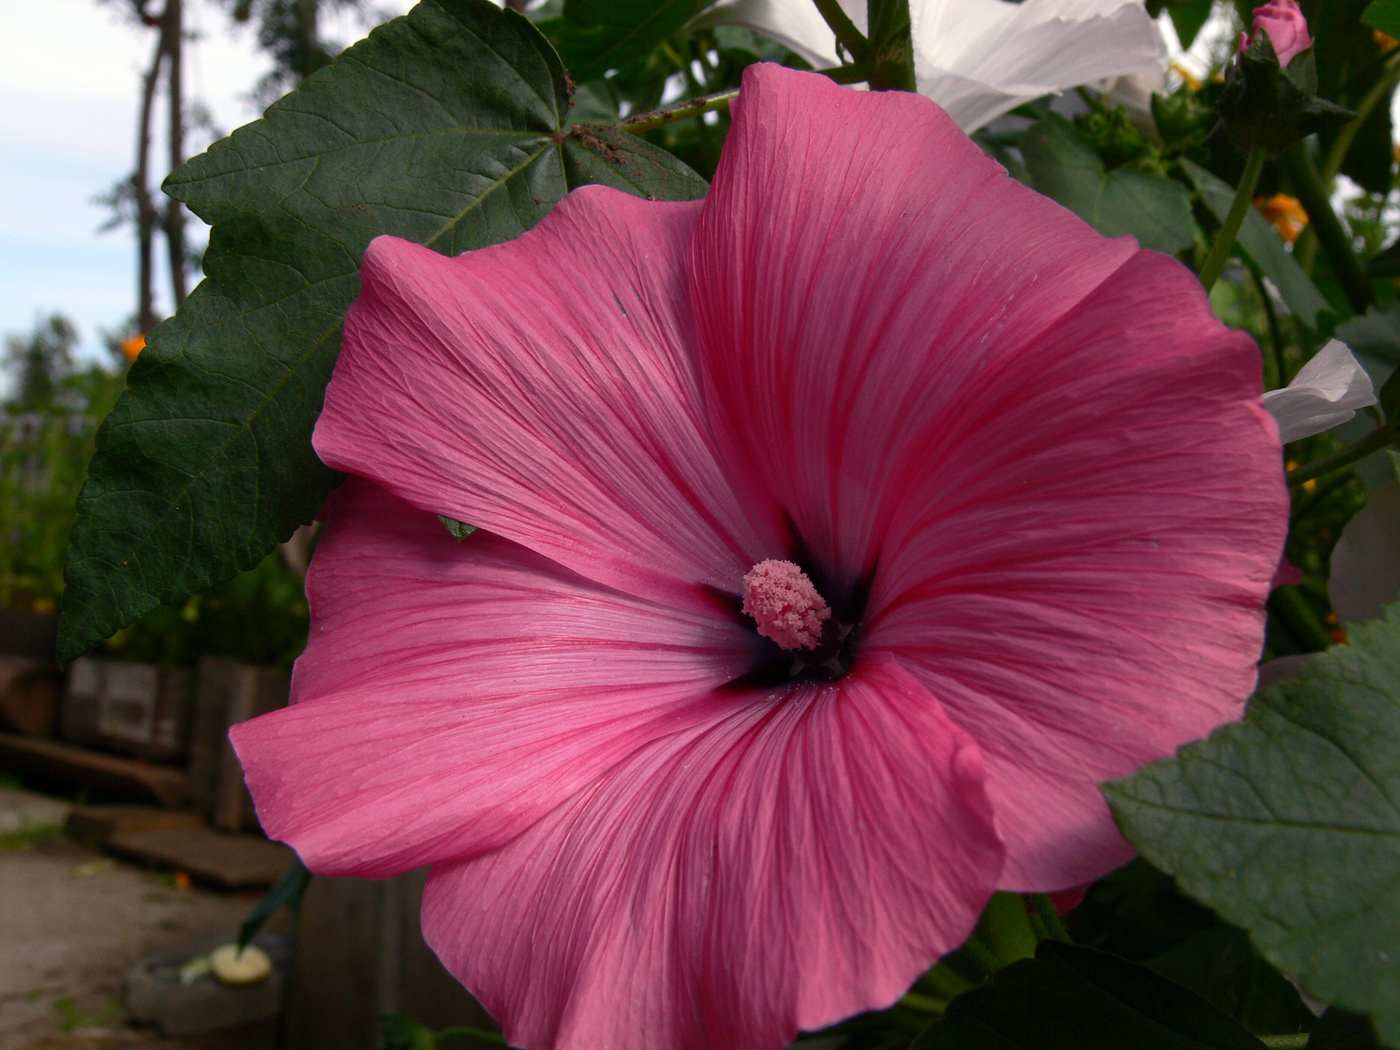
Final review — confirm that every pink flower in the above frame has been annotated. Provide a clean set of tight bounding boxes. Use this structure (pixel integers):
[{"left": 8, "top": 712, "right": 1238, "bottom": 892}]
[
  {"left": 1243, "top": 0, "right": 1312, "bottom": 67},
  {"left": 231, "top": 64, "right": 1287, "bottom": 1050}
]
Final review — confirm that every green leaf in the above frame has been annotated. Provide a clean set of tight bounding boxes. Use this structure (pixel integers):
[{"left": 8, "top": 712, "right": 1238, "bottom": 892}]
[
  {"left": 1021, "top": 114, "right": 1195, "bottom": 255},
  {"left": 1170, "top": 0, "right": 1215, "bottom": 49},
  {"left": 541, "top": 0, "right": 712, "bottom": 84},
  {"left": 1308, "top": 1009, "right": 1384, "bottom": 1050},
  {"left": 58, "top": 0, "right": 706, "bottom": 663},
  {"left": 437, "top": 515, "right": 477, "bottom": 541},
  {"left": 237, "top": 857, "right": 311, "bottom": 950},
  {"left": 912, "top": 940, "right": 1268, "bottom": 1050},
  {"left": 1363, "top": 0, "right": 1400, "bottom": 37},
  {"left": 1106, "top": 607, "right": 1400, "bottom": 1047},
  {"left": 1181, "top": 158, "right": 1332, "bottom": 330},
  {"left": 1146, "top": 927, "right": 1318, "bottom": 1038},
  {"left": 561, "top": 122, "right": 708, "bottom": 198}
]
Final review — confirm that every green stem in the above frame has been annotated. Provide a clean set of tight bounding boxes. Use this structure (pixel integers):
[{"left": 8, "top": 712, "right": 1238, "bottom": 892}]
[
  {"left": 1287, "top": 424, "right": 1396, "bottom": 485},
  {"left": 811, "top": 0, "right": 872, "bottom": 63},
  {"left": 866, "top": 0, "right": 917, "bottom": 92},
  {"left": 619, "top": 88, "right": 740, "bottom": 135},
  {"left": 818, "top": 61, "right": 872, "bottom": 84},
  {"left": 1282, "top": 139, "right": 1373, "bottom": 314},
  {"left": 960, "top": 934, "right": 1003, "bottom": 978},
  {"left": 1259, "top": 1036, "right": 1309, "bottom": 1049},
  {"left": 1198, "top": 147, "right": 1266, "bottom": 293},
  {"left": 1322, "top": 54, "right": 1400, "bottom": 185},
  {"left": 899, "top": 992, "right": 948, "bottom": 1014},
  {"left": 433, "top": 1026, "right": 507, "bottom": 1046},
  {"left": 1269, "top": 585, "right": 1333, "bottom": 653},
  {"left": 1028, "top": 894, "right": 1072, "bottom": 943},
  {"left": 919, "top": 961, "right": 974, "bottom": 1000}
]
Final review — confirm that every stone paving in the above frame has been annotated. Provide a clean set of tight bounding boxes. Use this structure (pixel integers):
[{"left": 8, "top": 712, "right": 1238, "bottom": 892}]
[{"left": 0, "top": 790, "right": 261, "bottom": 1050}]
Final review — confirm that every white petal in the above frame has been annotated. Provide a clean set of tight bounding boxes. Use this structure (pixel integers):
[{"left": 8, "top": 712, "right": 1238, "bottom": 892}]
[
  {"left": 911, "top": 0, "right": 1169, "bottom": 130},
  {"left": 697, "top": 0, "right": 1166, "bottom": 130},
  {"left": 1262, "top": 339, "right": 1378, "bottom": 444},
  {"left": 1329, "top": 472, "right": 1400, "bottom": 625},
  {"left": 689, "top": 0, "right": 862, "bottom": 70}
]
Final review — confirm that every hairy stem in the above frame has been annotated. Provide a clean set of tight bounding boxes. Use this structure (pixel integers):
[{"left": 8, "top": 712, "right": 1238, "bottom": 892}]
[
  {"left": 811, "top": 0, "right": 872, "bottom": 63},
  {"left": 619, "top": 88, "right": 740, "bottom": 135}
]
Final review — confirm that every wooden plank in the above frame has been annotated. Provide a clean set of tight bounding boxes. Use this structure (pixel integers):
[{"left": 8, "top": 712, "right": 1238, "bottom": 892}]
[
  {"left": 0, "top": 655, "right": 62, "bottom": 737},
  {"left": 66, "top": 802, "right": 205, "bottom": 845},
  {"left": 0, "top": 731, "right": 186, "bottom": 805},
  {"left": 283, "top": 870, "right": 497, "bottom": 1050},
  {"left": 106, "top": 826, "right": 296, "bottom": 889},
  {"left": 190, "top": 657, "right": 289, "bottom": 832}
]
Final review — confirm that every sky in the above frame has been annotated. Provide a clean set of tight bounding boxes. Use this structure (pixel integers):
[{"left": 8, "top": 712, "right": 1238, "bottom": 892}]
[{"left": 0, "top": 0, "right": 412, "bottom": 366}]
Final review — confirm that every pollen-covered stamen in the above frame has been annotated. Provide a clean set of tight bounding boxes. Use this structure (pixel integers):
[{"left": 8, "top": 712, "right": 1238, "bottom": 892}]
[{"left": 742, "top": 559, "right": 831, "bottom": 651}]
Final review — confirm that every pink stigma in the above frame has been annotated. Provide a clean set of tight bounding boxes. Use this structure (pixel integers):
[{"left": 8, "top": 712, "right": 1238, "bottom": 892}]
[{"left": 742, "top": 559, "right": 831, "bottom": 651}]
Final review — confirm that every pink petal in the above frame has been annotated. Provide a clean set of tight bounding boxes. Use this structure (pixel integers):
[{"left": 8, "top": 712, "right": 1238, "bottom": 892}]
[
  {"left": 688, "top": 64, "right": 1138, "bottom": 594},
  {"left": 864, "top": 250, "right": 1287, "bottom": 889},
  {"left": 231, "top": 478, "right": 760, "bottom": 877},
  {"left": 421, "top": 656, "right": 1003, "bottom": 1050},
  {"left": 314, "top": 189, "right": 765, "bottom": 611}
]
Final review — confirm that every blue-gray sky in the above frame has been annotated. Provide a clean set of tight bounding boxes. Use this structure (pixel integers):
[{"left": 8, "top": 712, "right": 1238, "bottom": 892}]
[{"left": 1, "top": 0, "right": 411, "bottom": 366}]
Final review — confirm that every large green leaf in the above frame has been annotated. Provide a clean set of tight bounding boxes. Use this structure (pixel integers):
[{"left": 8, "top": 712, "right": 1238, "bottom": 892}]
[
  {"left": 1181, "top": 159, "right": 1332, "bottom": 330},
  {"left": 540, "top": 0, "right": 712, "bottom": 84},
  {"left": 1021, "top": 114, "right": 1195, "bottom": 256},
  {"left": 1363, "top": 0, "right": 1400, "bottom": 35},
  {"left": 1106, "top": 607, "right": 1400, "bottom": 1047},
  {"left": 912, "top": 941, "right": 1268, "bottom": 1050},
  {"left": 58, "top": 0, "right": 707, "bottom": 663}
]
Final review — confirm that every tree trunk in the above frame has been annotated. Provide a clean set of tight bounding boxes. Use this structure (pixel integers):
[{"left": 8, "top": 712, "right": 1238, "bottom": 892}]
[
  {"left": 134, "top": 22, "right": 164, "bottom": 334},
  {"left": 164, "top": 0, "right": 188, "bottom": 308}
]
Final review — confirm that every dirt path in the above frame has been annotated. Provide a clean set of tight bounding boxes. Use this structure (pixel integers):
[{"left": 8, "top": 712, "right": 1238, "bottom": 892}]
[{"left": 0, "top": 820, "right": 258, "bottom": 1050}]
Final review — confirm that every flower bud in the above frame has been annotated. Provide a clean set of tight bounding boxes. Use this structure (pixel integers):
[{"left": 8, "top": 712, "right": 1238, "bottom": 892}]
[
  {"left": 1213, "top": 1, "right": 1352, "bottom": 156},
  {"left": 1245, "top": 0, "right": 1311, "bottom": 69}
]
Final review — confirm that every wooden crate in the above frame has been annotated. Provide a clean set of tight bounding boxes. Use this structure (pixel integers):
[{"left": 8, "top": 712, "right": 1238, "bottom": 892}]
[
  {"left": 187, "top": 657, "right": 289, "bottom": 832},
  {"left": 60, "top": 656, "right": 192, "bottom": 762}
]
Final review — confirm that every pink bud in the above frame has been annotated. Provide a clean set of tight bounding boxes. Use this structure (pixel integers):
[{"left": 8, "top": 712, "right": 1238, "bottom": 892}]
[{"left": 1246, "top": 0, "right": 1312, "bottom": 67}]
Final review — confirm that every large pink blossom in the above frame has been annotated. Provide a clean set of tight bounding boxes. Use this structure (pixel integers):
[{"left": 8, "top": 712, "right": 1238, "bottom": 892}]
[{"left": 231, "top": 63, "right": 1287, "bottom": 1050}]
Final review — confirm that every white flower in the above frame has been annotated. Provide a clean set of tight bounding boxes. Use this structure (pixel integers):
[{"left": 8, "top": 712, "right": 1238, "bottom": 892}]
[
  {"left": 691, "top": 0, "right": 1169, "bottom": 131},
  {"left": 1262, "top": 339, "right": 1377, "bottom": 444}
]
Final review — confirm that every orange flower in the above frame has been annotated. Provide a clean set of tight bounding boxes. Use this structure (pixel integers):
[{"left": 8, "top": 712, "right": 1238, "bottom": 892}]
[
  {"left": 1375, "top": 29, "right": 1399, "bottom": 52},
  {"left": 120, "top": 333, "right": 146, "bottom": 361},
  {"left": 1253, "top": 193, "right": 1308, "bottom": 243}
]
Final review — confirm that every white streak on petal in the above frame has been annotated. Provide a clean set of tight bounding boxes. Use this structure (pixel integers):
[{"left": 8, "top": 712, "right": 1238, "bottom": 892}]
[{"left": 1262, "top": 339, "right": 1378, "bottom": 444}]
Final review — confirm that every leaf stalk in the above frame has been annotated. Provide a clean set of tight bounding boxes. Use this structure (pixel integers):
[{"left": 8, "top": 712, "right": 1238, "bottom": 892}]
[
  {"left": 1287, "top": 424, "right": 1396, "bottom": 486},
  {"left": 1198, "top": 147, "right": 1266, "bottom": 293}
]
